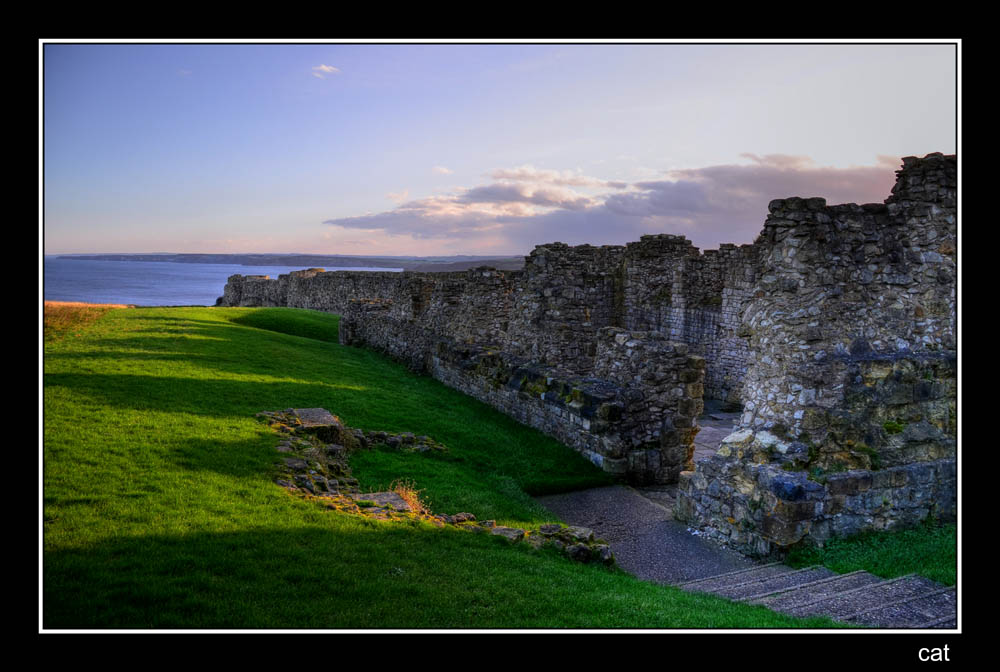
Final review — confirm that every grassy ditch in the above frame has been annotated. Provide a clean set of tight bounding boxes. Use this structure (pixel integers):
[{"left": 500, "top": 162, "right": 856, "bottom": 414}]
[{"left": 43, "top": 305, "right": 841, "bottom": 629}]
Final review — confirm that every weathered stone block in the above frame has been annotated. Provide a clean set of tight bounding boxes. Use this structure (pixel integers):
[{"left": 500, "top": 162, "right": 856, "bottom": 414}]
[
  {"left": 292, "top": 408, "right": 359, "bottom": 450},
  {"left": 760, "top": 514, "right": 810, "bottom": 547},
  {"left": 774, "top": 499, "right": 817, "bottom": 521},
  {"left": 491, "top": 526, "right": 526, "bottom": 542},
  {"left": 827, "top": 473, "right": 873, "bottom": 496}
]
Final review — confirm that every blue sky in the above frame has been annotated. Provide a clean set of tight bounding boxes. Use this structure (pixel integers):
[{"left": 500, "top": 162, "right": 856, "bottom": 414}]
[{"left": 43, "top": 41, "right": 958, "bottom": 256}]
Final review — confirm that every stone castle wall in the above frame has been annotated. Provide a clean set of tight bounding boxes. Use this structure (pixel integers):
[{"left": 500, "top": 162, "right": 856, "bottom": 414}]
[
  {"left": 676, "top": 152, "right": 957, "bottom": 555},
  {"left": 221, "top": 237, "right": 757, "bottom": 396},
  {"left": 337, "top": 294, "right": 706, "bottom": 484},
  {"left": 621, "top": 239, "right": 761, "bottom": 402},
  {"left": 219, "top": 239, "right": 744, "bottom": 484},
  {"left": 219, "top": 152, "right": 957, "bottom": 554}
]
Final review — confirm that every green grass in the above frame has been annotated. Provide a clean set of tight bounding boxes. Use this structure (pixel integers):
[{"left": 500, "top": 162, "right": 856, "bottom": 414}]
[
  {"left": 227, "top": 307, "right": 343, "bottom": 343},
  {"left": 786, "top": 521, "right": 957, "bottom": 586},
  {"left": 43, "top": 305, "right": 842, "bottom": 629},
  {"left": 44, "top": 301, "right": 132, "bottom": 342}
]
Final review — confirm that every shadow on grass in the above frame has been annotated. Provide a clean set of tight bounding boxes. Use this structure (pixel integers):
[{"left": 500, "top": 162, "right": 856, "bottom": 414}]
[
  {"left": 44, "top": 350, "right": 240, "bottom": 365},
  {"left": 43, "top": 372, "right": 364, "bottom": 418},
  {"left": 169, "top": 434, "right": 283, "bottom": 478},
  {"left": 228, "top": 309, "right": 340, "bottom": 343},
  {"left": 46, "top": 317, "right": 353, "bottom": 384},
  {"left": 43, "top": 523, "right": 835, "bottom": 630},
  {"left": 42, "top": 524, "right": 585, "bottom": 629}
]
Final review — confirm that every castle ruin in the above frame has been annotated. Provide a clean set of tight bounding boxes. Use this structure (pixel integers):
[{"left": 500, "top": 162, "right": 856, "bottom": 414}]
[{"left": 218, "top": 152, "right": 957, "bottom": 556}]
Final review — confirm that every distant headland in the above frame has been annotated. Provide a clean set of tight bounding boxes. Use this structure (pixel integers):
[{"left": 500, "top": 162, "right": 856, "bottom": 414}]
[{"left": 57, "top": 252, "right": 526, "bottom": 273}]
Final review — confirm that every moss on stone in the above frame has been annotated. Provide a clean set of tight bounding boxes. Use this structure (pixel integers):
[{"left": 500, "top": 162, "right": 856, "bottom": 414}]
[
  {"left": 883, "top": 419, "right": 906, "bottom": 434},
  {"left": 522, "top": 378, "right": 549, "bottom": 397},
  {"left": 807, "top": 467, "right": 827, "bottom": 484},
  {"left": 852, "top": 443, "right": 882, "bottom": 470}
]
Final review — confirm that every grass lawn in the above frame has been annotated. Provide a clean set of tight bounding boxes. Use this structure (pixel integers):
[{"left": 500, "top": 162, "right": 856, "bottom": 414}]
[
  {"left": 786, "top": 521, "right": 957, "bottom": 587},
  {"left": 42, "top": 304, "right": 843, "bottom": 629}
]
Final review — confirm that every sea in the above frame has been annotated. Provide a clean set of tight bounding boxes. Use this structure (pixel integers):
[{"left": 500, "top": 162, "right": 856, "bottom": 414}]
[{"left": 42, "top": 256, "right": 402, "bottom": 307}]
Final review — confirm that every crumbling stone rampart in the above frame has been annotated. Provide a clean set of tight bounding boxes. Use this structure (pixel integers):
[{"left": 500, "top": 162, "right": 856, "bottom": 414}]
[
  {"left": 219, "top": 153, "right": 957, "bottom": 553},
  {"left": 676, "top": 152, "right": 957, "bottom": 554},
  {"left": 338, "top": 299, "right": 705, "bottom": 483}
]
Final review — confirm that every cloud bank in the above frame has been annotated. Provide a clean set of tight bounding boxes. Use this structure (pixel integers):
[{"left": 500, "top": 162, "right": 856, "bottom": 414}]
[{"left": 324, "top": 155, "right": 900, "bottom": 254}]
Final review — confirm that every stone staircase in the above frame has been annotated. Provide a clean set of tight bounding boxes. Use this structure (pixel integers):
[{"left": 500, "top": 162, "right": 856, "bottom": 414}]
[{"left": 678, "top": 562, "right": 956, "bottom": 628}]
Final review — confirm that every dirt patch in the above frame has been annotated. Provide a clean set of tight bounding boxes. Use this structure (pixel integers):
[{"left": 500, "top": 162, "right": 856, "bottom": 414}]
[{"left": 44, "top": 301, "right": 134, "bottom": 309}]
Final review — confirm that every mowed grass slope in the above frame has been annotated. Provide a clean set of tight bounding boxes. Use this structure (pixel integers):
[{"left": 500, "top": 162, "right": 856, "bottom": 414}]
[{"left": 43, "top": 305, "right": 840, "bottom": 629}]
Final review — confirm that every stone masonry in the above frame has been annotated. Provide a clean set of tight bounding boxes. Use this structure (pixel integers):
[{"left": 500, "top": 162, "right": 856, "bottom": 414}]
[
  {"left": 219, "top": 153, "right": 957, "bottom": 555},
  {"left": 675, "top": 153, "right": 957, "bottom": 555}
]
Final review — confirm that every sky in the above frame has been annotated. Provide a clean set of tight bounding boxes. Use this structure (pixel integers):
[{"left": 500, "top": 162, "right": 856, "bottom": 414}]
[{"left": 41, "top": 41, "right": 958, "bottom": 257}]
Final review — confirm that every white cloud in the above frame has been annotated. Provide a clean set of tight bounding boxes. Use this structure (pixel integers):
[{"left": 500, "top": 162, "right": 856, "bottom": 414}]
[
  {"left": 459, "top": 183, "right": 595, "bottom": 211},
  {"left": 312, "top": 64, "right": 342, "bottom": 79},
  {"left": 432, "top": 166, "right": 453, "bottom": 175},
  {"left": 489, "top": 165, "right": 627, "bottom": 190},
  {"left": 386, "top": 189, "right": 409, "bottom": 204}
]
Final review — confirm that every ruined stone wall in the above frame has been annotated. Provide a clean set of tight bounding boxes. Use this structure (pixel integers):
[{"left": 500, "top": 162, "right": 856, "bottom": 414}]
[
  {"left": 220, "top": 268, "right": 408, "bottom": 312},
  {"left": 504, "top": 243, "right": 625, "bottom": 374},
  {"left": 339, "top": 300, "right": 704, "bottom": 483},
  {"left": 737, "top": 153, "right": 956, "bottom": 451},
  {"left": 284, "top": 269, "right": 413, "bottom": 315},
  {"left": 423, "top": 268, "right": 519, "bottom": 347},
  {"left": 677, "top": 153, "right": 958, "bottom": 555},
  {"left": 222, "top": 267, "right": 520, "bottom": 348},
  {"left": 220, "top": 237, "right": 756, "bottom": 403},
  {"left": 217, "top": 153, "right": 957, "bottom": 527},
  {"left": 618, "top": 236, "right": 759, "bottom": 402},
  {"left": 592, "top": 328, "right": 706, "bottom": 482},
  {"left": 219, "top": 273, "right": 292, "bottom": 307}
]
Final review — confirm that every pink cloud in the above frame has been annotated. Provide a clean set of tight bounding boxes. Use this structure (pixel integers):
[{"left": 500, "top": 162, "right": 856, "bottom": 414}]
[{"left": 323, "top": 156, "right": 902, "bottom": 254}]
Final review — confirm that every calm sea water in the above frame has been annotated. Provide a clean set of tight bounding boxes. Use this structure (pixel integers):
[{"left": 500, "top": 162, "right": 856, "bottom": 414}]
[{"left": 42, "top": 257, "right": 401, "bottom": 307}]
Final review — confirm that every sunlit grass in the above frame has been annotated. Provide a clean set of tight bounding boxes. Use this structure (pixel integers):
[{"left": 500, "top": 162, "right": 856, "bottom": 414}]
[
  {"left": 43, "top": 301, "right": 133, "bottom": 342},
  {"left": 43, "top": 306, "right": 842, "bottom": 629}
]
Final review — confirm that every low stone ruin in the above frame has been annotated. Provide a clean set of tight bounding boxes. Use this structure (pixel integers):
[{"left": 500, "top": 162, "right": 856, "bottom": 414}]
[{"left": 259, "top": 408, "right": 616, "bottom": 566}]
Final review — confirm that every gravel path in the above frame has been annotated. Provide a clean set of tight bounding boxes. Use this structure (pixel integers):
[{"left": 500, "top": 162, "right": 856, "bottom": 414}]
[
  {"left": 535, "top": 401, "right": 756, "bottom": 585},
  {"left": 536, "top": 484, "right": 756, "bottom": 584}
]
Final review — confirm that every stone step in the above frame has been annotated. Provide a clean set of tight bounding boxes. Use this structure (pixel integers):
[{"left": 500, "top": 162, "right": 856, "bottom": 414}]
[
  {"left": 714, "top": 566, "right": 837, "bottom": 601},
  {"left": 681, "top": 564, "right": 957, "bottom": 629},
  {"left": 677, "top": 562, "right": 789, "bottom": 592},
  {"left": 914, "top": 613, "right": 958, "bottom": 629},
  {"left": 843, "top": 587, "right": 956, "bottom": 629},
  {"left": 749, "top": 570, "right": 885, "bottom": 611},
  {"left": 786, "top": 574, "right": 943, "bottom": 621}
]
